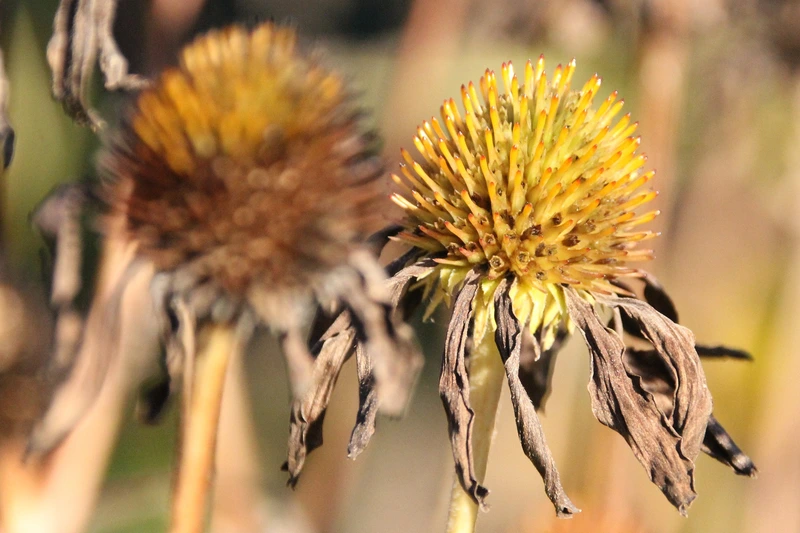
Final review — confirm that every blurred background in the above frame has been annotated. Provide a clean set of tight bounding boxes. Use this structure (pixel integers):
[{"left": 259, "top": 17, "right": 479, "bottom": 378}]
[{"left": 0, "top": 0, "right": 798, "bottom": 532}]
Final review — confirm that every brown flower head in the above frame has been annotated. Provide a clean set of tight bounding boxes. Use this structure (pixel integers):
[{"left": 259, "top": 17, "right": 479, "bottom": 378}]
[
  {"left": 30, "top": 24, "right": 422, "bottom": 466},
  {"left": 106, "top": 23, "right": 385, "bottom": 324},
  {"left": 369, "top": 57, "right": 756, "bottom": 518}
]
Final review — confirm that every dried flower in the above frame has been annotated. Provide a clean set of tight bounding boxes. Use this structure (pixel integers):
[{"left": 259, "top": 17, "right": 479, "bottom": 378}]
[
  {"left": 381, "top": 57, "right": 755, "bottom": 520},
  {"left": 31, "top": 23, "right": 421, "bottom": 489}
]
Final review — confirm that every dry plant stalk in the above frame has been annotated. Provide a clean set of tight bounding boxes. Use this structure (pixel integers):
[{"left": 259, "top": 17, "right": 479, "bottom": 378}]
[
  {"left": 443, "top": 323, "right": 504, "bottom": 533},
  {"left": 170, "top": 325, "right": 241, "bottom": 533}
]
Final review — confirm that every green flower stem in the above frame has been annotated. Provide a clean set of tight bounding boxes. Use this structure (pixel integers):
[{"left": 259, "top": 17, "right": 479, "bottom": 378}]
[{"left": 445, "top": 325, "right": 505, "bottom": 533}]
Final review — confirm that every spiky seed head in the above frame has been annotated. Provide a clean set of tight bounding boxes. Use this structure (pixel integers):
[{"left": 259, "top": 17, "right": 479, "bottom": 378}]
[
  {"left": 105, "top": 23, "right": 382, "bottom": 299},
  {"left": 392, "top": 57, "right": 659, "bottom": 345}
]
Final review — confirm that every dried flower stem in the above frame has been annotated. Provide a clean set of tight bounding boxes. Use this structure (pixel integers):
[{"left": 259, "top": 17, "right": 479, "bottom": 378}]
[
  {"left": 170, "top": 324, "right": 240, "bottom": 533},
  {"left": 445, "top": 326, "right": 505, "bottom": 533}
]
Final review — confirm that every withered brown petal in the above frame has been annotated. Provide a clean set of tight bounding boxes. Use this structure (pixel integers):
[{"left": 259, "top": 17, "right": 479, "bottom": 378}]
[
  {"left": 347, "top": 343, "right": 378, "bottom": 458},
  {"left": 281, "top": 326, "right": 317, "bottom": 400},
  {"left": 623, "top": 348, "right": 757, "bottom": 477},
  {"left": 519, "top": 327, "right": 568, "bottom": 412},
  {"left": 622, "top": 348, "right": 675, "bottom": 417},
  {"left": 642, "top": 273, "right": 679, "bottom": 323},
  {"left": 619, "top": 274, "right": 678, "bottom": 340},
  {"left": 494, "top": 280, "right": 579, "bottom": 518},
  {"left": 565, "top": 288, "right": 701, "bottom": 514},
  {"left": 286, "top": 257, "right": 433, "bottom": 481},
  {"left": 440, "top": 268, "right": 489, "bottom": 508},
  {"left": 598, "top": 294, "right": 712, "bottom": 464},
  {"left": 135, "top": 373, "right": 171, "bottom": 424},
  {"left": 702, "top": 414, "right": 758, "bottom": 477},
  {"left": 284, "top": 312, "right": 356, "bottom": 485},
  {"left": 365, "top": 224, "right": 405, "bottom": 256},
  {"left": 345, "top": 259, "right": 433, "bottom": 456},
  {"left": 48, "top": 0, "right": 147, "bottom": 129},
  {"left": 344, "top": 252, "right": 425, "bottom": 417},
  {"left": 32, "top": 183, "right": 89, "bottom": 377},
  {"left": 28, "top": 259, "right": 147, "bottom": 455},
  {"left": 695, "top": 344, "right": 753, "bottom": 360},
  {"left": 304, "top": 236, "right": 417, "bottom": 346}
]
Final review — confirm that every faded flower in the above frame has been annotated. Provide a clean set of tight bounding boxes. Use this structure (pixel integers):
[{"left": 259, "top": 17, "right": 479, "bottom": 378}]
[
  {"left": 381, "top": 57, "right": 755, "bottom": 517},
  {"left": 31, "top": 23, "right": 421, "bottom": 465}
]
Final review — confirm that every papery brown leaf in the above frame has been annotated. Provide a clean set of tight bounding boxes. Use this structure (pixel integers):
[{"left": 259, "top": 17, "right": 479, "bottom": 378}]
[
  {"left": 440, "top": 268, "right": 489, "bottom": 508},
  {"left": 565, "top": 288, "right": 704, "bottom": 514},
  {"left": 494, "top": 280, "right": 579, "bottom": 518}
]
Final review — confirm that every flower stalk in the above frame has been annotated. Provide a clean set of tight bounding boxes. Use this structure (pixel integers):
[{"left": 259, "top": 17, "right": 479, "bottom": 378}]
[
  {"left": 445, "top": 324, "right": 505, "bottom": 533},
  {"left": 170, "top": 324, "right": 241, "bottom": 533}
]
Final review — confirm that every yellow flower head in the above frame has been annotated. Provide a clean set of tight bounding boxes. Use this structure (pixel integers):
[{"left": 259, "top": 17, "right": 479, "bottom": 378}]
[{"left": 391, "top": 57, "right": 658, "bottom": 345}]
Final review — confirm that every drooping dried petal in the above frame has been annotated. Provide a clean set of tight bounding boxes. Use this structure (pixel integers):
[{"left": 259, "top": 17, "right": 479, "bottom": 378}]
[
  {"left": 48, "top": 0, "right": 146, "bottom": 129},
  {"left": 136, "top": 293, "right": 197, "bottom": 424},
  {"left": 31, "top": 184, "right": 90, "bottom": 378},
  {"left": 280, "top": 326, "right": 317, "bottom": 400},
  {"left": 494, "top": 280, "right": 579, "bottom": 517},
  {"left": 615, "top": 277, "right": 753, "bottom": 364},
  {"left": 702, "top": 415, "right": 758, "bottom": 477},
  {"left": 599, "top": 294, "right": 712, "bottom": 466},
  {"left": 28, "top": 258, "right": 149, "bottom": 454},
  {"left": 135, "top": 374, "right": 171, "bottom": 425},
  {"left": 623, "top": 346, "right": 756, "bottom": 476},
  {"left": 694, "top": 345, "right": 752, "bottom": 360},
  {"left": 344, "top": 250, "right": 422, "bottom": 417},
  {"left": 284, "top": 312, "right": 356, "bottom": 485},
  {"left": 519, "top": 327, "right": 568, "bottom": 412},
  {"left": 347, "top": 343, "right": 378, "bottom": 458},
  {"left": 641, "top": 274, "right": 679, "bottom": 322},
  {"left": 440, "top": 268, "right": 489, "bottom": 508},
  {"left": 285, "top": 256, "right": 433, "bottom": 480},
  {"left": 346, "top": 258, "right": 434, "bottom": 458},
  {"left": 618, "top": 274, "right": 678, "bottom": 340},
  {"left": 564, "top": 288, "right": 703, "bottom": 514}
]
